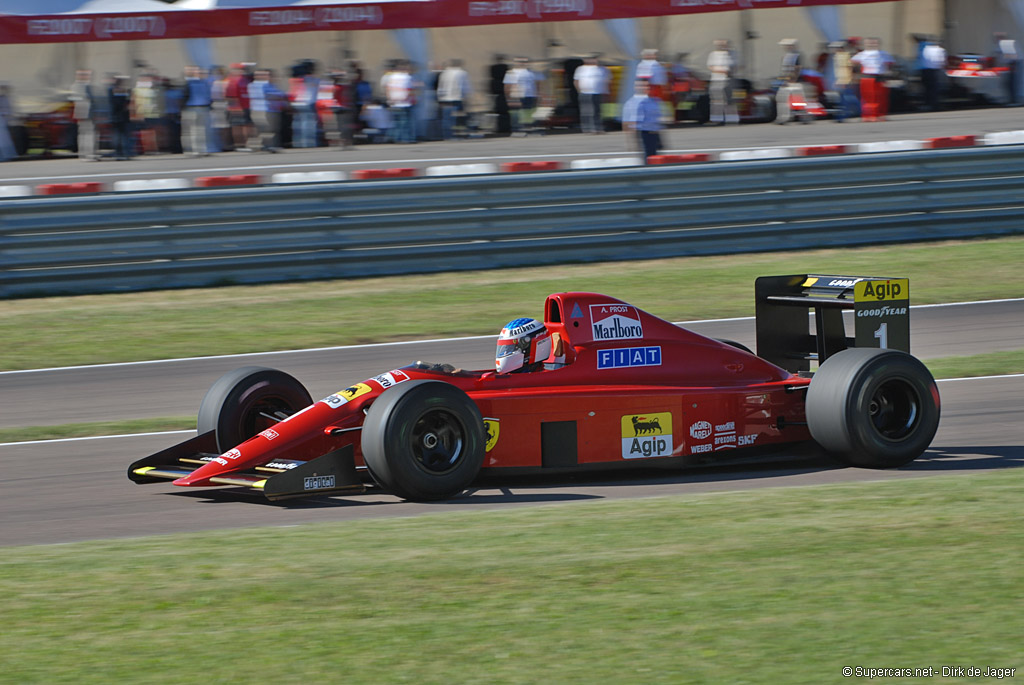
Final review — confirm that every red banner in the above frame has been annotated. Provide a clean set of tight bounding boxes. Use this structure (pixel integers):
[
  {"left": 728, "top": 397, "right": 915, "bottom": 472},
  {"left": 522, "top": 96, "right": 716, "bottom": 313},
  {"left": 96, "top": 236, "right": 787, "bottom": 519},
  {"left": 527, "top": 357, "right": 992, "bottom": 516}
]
[{"left": 0, "top": 0, "right": 898, "bottom": 44}]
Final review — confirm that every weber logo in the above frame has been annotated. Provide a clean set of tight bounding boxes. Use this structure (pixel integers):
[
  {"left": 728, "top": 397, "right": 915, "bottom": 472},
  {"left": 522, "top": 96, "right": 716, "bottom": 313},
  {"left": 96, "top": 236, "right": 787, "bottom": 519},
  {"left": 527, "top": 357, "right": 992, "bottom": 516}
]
[
  {"left": 590, "top": 304, "right": 643, "bottom": 341},
  {"left": 304, "top": 475, "right": 336, "bottom": 491}
]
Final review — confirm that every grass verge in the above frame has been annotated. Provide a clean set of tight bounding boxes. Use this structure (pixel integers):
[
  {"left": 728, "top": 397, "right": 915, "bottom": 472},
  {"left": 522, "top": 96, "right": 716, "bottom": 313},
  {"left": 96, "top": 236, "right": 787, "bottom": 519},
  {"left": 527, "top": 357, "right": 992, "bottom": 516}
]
[
  {"left": 2, "top": 236, "right": 1023, "bottom": 371},
  {"left": 3, "top": 350, "right": 1020, "bottom": 444},
  {"left": 1, "top": 469, "right": 1021, "bottom": 684}
]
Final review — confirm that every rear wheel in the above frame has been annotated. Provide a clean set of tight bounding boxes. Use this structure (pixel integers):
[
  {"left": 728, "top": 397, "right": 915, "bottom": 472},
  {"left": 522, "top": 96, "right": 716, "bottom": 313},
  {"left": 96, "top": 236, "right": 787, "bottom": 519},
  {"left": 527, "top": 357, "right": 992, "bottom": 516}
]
[
  {"left": 361, "top": 380, "right": 485, "bottom": 501},
  {"left": 197, "top": 366, "right": 313, "bottom": 453},
  {"left": 806, "top": 348, "right": 940, "bottom": 468}
]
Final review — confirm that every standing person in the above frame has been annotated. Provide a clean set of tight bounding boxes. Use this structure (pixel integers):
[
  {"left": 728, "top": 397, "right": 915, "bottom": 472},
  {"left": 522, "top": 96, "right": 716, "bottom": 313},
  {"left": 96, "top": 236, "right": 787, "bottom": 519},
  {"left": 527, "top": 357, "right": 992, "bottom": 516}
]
[
  {"left": 210, "top": 66, "right": 232, "bottom": 151},
  {"left": 0, "top": 84, "right": 16, "bottom": 161},
  {"left": 385, "top": 60, "right": 418, "bottom": 143},
  {"left": 247, "top": 68, "right": 284, "bottom": 152},
  {"left": 131, "top": 71, "right": 162, "bottom": 154},
  {"left": 488, "top": 54, "right": 511, "bottom": 136},
  {"left": 225, "top": 63, "right": 253, "bottom": 150},
  {"left": 919, "top": 38, "right": 947, "bottom": 111},
  {"left": 706, "top": 39, "right": 736, "bottom": 125},
  {"left": 994, "top": 32, "right": 1020, "bottom": 105},
  {"left": 182, "top": 65, "right": 212, "bottom": 157},
  {"left": 162, "top": 77, "right": 184, "bottom": 154},
  {"left": 289, "top": 60, "right": 320, "bottom": 148},
  {"left": 437, "top": 58, "right": 472, "bottom": 140},
  {"left": 70, "top": 69, "right": 97, "bottom": 160},
  {"left": 636, "top": 48, "right": 668, "bottom": 100},
  {"left": 775, "top": 38, "right": 805, "bottom": 124},
  {"left": 851, "top": 37, "right": 894, "bottom": 122},
  {"left": 573, "top": 55, "right": 606, "bottom": 134},
  {"left": 503, "top": 56, "right": 539, "bottom": 135},
  {"left": 622, "top": 79, "right": 662, "bottom": 163},
  {"left": 108, "top": 75, "right": 133, "bottom": 160},
  {"left": 831, "top": 40, "right": 859, "bottom": 121}
]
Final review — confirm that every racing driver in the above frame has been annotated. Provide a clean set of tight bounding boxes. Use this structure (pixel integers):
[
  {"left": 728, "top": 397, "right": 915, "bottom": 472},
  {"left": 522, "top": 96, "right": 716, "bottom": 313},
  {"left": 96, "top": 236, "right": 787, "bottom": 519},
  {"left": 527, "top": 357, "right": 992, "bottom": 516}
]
[{"left": 495, "top": 317, "right": 567, "bottom": 373}]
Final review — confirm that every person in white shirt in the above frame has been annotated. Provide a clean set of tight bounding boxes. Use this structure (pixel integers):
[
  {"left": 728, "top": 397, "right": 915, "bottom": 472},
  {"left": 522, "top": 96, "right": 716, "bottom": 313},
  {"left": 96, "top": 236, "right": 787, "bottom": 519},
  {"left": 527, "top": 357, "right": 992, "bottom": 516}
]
[
  {"left": 437, "top": 58, "right": 472, "bottom": 140},
  {"left": 994, "top": 32, "right": 1020, "bottom": 105},
  {"left": 919, "top": 39, "right": 946, "bottom": 111},
  {"left": 636, "top": 48, "right": 667, "bottom": 101},
  {"left": 503, "top": 57, "right": 539, "bottom": 135},
  {"left": 573, "top": 56, "right": 607, "bottom": 133},
  {"left": 775, "top": 38, "right": 806, "bottom": 124},
  {"left": 851, "top": 37, "right": 894, "bottom": 121},
  {"left": 385, "top": 60, "right": 418, "bottom": 143},
  {"left": 706, "top": 39, "right": 736, "bottom": 125}
]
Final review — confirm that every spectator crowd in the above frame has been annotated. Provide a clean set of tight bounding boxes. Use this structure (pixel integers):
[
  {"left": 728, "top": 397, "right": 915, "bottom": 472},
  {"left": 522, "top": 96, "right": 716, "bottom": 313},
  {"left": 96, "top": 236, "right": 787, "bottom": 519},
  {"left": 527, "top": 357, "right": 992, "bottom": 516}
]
[{"left": 0, "top": 30, "right": 1019, "bottom": 164}]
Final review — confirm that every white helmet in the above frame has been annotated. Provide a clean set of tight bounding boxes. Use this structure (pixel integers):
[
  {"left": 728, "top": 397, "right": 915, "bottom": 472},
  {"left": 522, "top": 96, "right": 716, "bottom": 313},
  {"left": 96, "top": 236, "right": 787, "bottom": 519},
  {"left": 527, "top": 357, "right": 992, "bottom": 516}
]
[{"left": 495, "top": 318, "right": 552, "bottom": 374}]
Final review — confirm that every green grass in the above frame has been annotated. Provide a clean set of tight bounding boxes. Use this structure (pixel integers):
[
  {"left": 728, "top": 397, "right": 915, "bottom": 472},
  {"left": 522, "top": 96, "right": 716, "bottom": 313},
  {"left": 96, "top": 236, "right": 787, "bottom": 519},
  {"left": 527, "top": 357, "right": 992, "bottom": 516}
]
[
  {"left": 2, "top": 469, "right": 1022, "bottom": 683},
  {"left": 2, "top": 236, "right": 1023, "bottom": 371}
]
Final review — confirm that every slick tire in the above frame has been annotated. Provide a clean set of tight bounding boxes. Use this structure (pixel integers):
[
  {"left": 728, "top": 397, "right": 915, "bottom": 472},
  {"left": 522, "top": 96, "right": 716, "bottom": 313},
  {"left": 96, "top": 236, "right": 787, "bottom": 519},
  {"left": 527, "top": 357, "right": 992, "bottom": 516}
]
[
  {"left": 361, "top": 380, "right": 485, "bottom": 502},
  {"left": 198, "top": 366, "right": 313, "bottom": 453},
  {"left": 806, "top": 348, "right": 940, "bottom": 468}
]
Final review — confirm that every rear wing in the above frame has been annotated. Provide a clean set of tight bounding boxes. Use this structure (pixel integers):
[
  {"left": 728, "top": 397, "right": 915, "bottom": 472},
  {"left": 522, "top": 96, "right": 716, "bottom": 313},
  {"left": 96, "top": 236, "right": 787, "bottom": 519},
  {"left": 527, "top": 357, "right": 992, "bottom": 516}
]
[{"left": 755, "top": 275, "right": 910, "bottom": 374}]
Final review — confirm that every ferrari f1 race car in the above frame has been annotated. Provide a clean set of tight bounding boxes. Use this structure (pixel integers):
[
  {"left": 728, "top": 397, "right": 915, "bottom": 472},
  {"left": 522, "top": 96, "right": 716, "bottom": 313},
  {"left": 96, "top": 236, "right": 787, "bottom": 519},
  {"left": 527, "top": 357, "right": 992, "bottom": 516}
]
[{"left": 129, "top": 275, "right": 940, "bottom": 502}]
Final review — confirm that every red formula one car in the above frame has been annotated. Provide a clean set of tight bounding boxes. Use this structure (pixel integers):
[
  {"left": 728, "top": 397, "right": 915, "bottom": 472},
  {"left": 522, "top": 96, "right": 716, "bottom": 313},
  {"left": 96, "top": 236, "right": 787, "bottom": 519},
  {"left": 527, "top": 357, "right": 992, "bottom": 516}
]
[{"left": 129, "top": 275, "right": 940, "bottom": 502}]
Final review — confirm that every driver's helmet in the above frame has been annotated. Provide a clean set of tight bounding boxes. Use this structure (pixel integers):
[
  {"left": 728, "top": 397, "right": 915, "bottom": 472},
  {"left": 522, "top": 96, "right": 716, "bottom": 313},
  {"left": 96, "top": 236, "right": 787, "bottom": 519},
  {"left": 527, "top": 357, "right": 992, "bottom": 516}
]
[{"left": 495, "top": 317, "right": 552, "bottom": 374}]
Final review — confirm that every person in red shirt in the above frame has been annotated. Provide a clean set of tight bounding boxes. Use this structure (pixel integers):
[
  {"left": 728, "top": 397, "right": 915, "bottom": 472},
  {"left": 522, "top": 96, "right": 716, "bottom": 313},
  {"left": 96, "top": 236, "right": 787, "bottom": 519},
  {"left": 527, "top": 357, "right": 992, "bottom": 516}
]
[{"left": 224, "top": 63, "right": 253, "bottom": 150}]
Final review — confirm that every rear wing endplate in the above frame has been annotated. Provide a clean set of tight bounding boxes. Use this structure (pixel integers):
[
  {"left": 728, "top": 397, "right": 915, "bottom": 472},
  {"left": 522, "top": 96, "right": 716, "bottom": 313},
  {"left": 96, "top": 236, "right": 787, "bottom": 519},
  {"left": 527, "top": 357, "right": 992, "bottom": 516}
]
[{"left": 755, "top": 275, "right": 910, "bottom": 374}]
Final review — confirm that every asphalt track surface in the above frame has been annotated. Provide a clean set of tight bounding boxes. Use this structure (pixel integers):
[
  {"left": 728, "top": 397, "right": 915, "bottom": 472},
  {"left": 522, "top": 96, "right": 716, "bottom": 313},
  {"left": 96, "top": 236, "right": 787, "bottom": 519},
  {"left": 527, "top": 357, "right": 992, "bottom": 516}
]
[
  {"left": 1, "top": 105, "right": 1023, "bottom": 186},
  {"left": 1, "top": 301, "right": 1022, "bottom": 547}
]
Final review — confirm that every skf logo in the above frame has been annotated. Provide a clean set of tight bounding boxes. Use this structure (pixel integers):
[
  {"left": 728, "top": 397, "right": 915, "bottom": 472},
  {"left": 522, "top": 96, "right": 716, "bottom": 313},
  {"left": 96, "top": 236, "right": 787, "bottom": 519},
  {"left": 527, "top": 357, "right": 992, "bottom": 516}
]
[
  {"left": 855, "top": 279, "right": 908, "bottom": 302},
  {"left": 483, "top": 418, "right": 500, "bottom": 453},
  {"left": 259, "top": 428, "right": 279, "bottom": 441},
  {"left": 621, "top": 412, "right": 672, "bottom": 459}
]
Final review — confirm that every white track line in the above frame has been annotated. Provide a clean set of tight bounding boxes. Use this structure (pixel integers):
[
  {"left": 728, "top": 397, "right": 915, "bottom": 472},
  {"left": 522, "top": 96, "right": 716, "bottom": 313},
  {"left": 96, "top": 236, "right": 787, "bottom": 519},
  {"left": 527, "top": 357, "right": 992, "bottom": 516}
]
[{"left": 2, "top": 297, "right": 1021, "bottom": 376}]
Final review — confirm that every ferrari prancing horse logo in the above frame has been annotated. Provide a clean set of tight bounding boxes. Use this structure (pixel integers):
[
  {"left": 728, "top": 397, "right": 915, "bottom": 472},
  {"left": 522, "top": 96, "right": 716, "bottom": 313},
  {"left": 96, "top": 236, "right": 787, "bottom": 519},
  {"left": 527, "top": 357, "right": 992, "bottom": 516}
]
[{"left": 483, "top": 418, "right": 500, "bottom": 452}]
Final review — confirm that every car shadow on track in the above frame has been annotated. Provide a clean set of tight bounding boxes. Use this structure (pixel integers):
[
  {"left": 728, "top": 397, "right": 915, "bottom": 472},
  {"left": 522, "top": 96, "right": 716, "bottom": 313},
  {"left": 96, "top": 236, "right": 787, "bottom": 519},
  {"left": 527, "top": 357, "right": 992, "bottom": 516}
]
[{"left": 906, "top": 445, "right": 1024, "bottom": 471}]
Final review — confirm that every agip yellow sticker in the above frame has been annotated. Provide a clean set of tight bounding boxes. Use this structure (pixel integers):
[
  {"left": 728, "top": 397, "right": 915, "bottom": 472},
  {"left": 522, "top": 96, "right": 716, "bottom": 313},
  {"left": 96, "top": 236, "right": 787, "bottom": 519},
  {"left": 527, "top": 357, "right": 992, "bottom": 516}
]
[
  {"left": 620, "top": 412, "right": 673, "bottom": 459},
  {"left": 855, "top": 279, "right": 909, "bottom": 302}
]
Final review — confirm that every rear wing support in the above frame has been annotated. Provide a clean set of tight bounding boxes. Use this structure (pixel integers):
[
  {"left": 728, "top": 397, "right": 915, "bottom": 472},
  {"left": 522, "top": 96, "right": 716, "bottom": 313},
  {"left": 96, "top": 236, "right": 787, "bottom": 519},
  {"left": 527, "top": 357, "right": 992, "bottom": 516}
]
[{"left": 755, "top": 275, "right": 910, "bottom": 374}]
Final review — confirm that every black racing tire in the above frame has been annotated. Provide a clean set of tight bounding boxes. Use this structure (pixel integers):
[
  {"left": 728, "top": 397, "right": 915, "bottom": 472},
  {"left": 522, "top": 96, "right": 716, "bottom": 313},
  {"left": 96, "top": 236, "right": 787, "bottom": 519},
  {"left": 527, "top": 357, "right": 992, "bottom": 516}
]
[
  {"left": 715, "top": 338, "right": 754, "bottom": 355},
  {"left": 197, "top": 366, "right": 313, "bottom": 453},
  {"left": 361, "top": 380, "right": 485, "bottom": 502},
  {"left": 806, "top": 348, "right": 940, "bottom": 468}
]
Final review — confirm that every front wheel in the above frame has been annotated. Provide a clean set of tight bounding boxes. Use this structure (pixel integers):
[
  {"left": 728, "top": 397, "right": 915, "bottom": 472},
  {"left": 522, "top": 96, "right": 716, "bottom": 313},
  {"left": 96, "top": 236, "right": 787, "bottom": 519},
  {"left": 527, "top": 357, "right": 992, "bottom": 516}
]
[
  {"left": 361, "top": 380, "right": 485, "bottom": 501},
  {"left": 197, "top": 366, "right": 313, "bottom": 453},
  {"left": 806, "top": 348, "right": 940, "bottom": 468}
]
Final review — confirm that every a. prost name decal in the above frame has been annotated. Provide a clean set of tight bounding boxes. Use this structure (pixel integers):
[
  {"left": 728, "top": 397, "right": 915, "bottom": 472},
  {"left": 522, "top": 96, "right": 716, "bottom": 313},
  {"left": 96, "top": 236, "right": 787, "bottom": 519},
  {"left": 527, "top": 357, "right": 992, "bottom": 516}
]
[
  {"left": 590, "top": 303, "right": 643, "bottom": 341},
  {"left": 597, "top": 346, "right": 661, "bottom": 370},
  {"left": 621, "top": 412, "right": 673, "bottom": 459}
]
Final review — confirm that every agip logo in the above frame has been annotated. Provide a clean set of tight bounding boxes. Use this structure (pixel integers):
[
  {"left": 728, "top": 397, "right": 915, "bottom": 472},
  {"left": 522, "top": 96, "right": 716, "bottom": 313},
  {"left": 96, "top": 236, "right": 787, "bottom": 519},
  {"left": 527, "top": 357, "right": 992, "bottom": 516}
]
[
  {"left": 590, "top": 304, "right": 643, "bottom": 341},
  {"left": 621, "top": 412, "right": 673, "bottom": 459}
]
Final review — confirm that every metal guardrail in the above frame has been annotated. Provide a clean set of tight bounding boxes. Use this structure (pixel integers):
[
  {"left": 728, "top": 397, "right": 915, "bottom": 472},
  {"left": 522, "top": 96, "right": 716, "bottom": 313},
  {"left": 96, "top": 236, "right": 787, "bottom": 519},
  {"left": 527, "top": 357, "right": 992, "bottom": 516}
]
[{"left": 2, "top": 145, "right": 1024, "bottom": 298}]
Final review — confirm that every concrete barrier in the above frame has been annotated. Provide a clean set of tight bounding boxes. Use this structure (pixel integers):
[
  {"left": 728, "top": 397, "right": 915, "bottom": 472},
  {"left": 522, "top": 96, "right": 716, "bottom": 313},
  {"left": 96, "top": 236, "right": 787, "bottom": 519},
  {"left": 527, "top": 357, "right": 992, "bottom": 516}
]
[
  {"left": 36, "top": 182, "right": 105, "bottom": 195},
  {"left": 424, "top": 163, "right": 498, "bottom": 176},
  {"left": 500, "top": 161, "right": 562, "bottom": 172},
  {"left": 194, "top": 174, "right": 263, "bottom": 187},
  {"left": 351, "top": 168, "right": 418, "bottom": 180},
  {"left": 270, "top": 171, "right": 347, "bottom": 184},
  {"left": 114, "top": 178, "right": 191, "bottom": 192},
  {"left": 569, "top": 157, "right": 643, "bottom": 169}
]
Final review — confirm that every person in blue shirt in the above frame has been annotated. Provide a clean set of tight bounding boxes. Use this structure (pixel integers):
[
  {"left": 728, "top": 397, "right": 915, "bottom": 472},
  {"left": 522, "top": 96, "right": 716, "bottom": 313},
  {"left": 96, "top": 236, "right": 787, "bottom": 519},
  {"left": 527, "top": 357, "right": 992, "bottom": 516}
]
[{"left": 622, "top": 79, "right": 663, "bottom": 163}]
